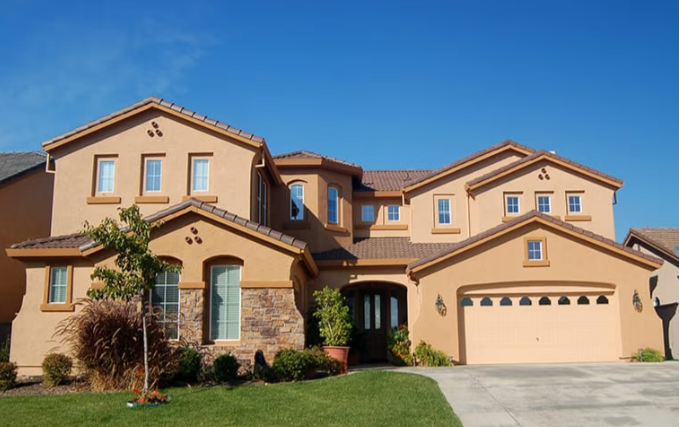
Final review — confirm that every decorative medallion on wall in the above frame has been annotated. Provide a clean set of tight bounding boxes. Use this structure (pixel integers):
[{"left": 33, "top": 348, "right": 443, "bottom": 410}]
[{"left": 633, "top": 290, "right": 643, "bottom": 313}]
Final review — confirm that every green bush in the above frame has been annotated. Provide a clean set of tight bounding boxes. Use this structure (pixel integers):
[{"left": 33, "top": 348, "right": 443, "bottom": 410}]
[
  {"left": 0, "top": 338, "right": 9, "bottom": 363},
  {"left": 273, "top": 349, "right": 313, "bottom": 382},
  {"left": 414, "top": 341, "right": 452, "bottom": 367},
  {"left": 312, "top": 287, "right": 352, "bottom": 347},
  {"left": 0, "top": 361, "right": 17, "bottom": 391},
  {"left": 175, "top": 347, "right": 202, "bottom": 383},
  {"left": 42, "top": 353, "right": 73, "bottom": 387},
  {"left": 305, "top": 346, "right": 344, "bottom": 376},
  {"left": 213, "top": 353, "right": 240, "bottom": 382},
  {"left": 631, "top": 348, "right": 665, "bottom": 363},
  {"left": 387, "top": 324, "right": 412, "bottom": 366}
]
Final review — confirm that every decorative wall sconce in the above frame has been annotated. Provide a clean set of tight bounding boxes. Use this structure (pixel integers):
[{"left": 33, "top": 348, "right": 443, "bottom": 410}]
[
  {"left": 435, "top": 294, "right": 446, "bottom": 316},
  {"left": 633, "top": 290, "right": 643, "bottom": 313}
]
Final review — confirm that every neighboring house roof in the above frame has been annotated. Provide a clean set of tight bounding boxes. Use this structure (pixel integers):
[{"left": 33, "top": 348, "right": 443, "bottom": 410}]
[
  {"left": 273, "top": 150, "right": 360, "bottom": 169},
  {"left": 0, "top": 152, "right": 46, "bottom": 186},
  {"left": 624, "top": 228, "right": 679, "bottom": 262},
  {"left": 403, "top": 139, "right": 535, "bottom": 193},
  {"left": 313, "top": 237, "right": 454, "bottom": 263},
  {"left": 466, "top": 150, "right": 624, "bottom": 192},
  {"left": 273, "top": 150, "right": 363, "bottom": 177},
  {"left": 407, "top": 210, "right": 662, "bottom": 275},
  {"left": 357, "top": 170, "right": 433, "bottom": 192}
]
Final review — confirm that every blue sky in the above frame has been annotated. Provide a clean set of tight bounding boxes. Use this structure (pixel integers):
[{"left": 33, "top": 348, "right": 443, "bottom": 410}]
[{"left": 1, "top": 0, "right": 677, "bottom": 241}]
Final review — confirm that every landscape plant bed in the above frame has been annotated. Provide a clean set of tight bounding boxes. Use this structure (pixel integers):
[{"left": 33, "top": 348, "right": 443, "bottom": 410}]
[{"left": 0, "top": 378, "right": 91, "bottom": 397}]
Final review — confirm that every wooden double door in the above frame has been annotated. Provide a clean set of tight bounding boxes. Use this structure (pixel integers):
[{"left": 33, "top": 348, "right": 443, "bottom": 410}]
[{"left": 343, "top": 283, "right": 407, "bottom": 363}]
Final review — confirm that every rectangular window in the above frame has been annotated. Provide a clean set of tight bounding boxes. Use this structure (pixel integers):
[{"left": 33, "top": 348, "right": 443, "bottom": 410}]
[
  {"left": 568, "top": 194, "right": 582, "bottom": 213},
  {"left": 145, "top": 159, "right": 162, "bottom": 193},
  {"left": 537, "top": 195, "right": 551, "bottom": 213},
  {"left": 506, "top": 195, "right": 520, "bottom": 214},
  {"left": 527, "top": 240, "right": 543, "bottom": 260},
  {"left": 151, "top": 270, "right": 180, "bottom": 340},
  {"left": 97, "top": 160, "right": 115, "bottom": 194},
  {"left": 364, "top": 294, "right": 371, "bottom": 330},
  {"left": 210, "top": 266, "right": 241, "bottom": 341},
  {"left": 361, "top": 205, "right": 375, "bottom": 223},
  {"left": 192, "top": 158, "right": 210, "bottom": 192},
  {"left": 437, "top": 198, "right": 452, "bottom": 225},
  {"left": 328, "top": 187, "right": 339, "bottom": 224},
  {"left": 290, "top": 184, "right": 304, "bottom": 220},
  {"left": 48, "top": 267, "right": 68, "bottom": 304},
  {"left": 387, "top": 205, "right": 400, "bottom": 222}
]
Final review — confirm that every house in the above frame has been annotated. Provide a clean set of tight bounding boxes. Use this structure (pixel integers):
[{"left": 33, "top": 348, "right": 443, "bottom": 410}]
[
  {"left": 0, "top": 152, "right": 54, "bottom": 347},
  {"left": 624, "top": 228, "right": 679, "bottom": 359},
  {"left": 6, "top": 97, "right": 663, "bottom": 375}
]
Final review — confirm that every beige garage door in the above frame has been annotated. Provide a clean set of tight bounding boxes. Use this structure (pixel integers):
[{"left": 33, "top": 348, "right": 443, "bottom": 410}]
[{"left": 461, "top": 293, "right": 620, "bottom": 364}]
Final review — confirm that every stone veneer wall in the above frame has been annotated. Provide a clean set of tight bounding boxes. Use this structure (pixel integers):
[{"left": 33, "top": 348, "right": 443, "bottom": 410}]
[{"left": 179, "top": 287, "right": 305, "bottom": 366}]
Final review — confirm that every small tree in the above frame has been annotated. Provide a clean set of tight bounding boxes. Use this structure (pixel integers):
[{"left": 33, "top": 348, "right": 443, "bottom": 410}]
[
  {"left": 312, "top": 287, "right": 352, "bottom": 347},
  {"left": 84, "top": 205, "right": 180, "bottom": 393}
]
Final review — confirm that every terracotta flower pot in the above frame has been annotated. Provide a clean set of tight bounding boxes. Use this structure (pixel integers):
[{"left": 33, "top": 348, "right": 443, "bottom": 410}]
[{"left": 323, "top": 345, "right": 350, "bottom": 370}]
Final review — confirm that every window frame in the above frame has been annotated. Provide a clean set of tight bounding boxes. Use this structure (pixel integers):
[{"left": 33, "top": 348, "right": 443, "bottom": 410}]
[
  {"left": 209, "top": 264, "right": 242, "bottom": 342},
  {"left": 149, "top": 270, "right": 181, "bottom": 341},
  {"left": 523, "top": 236, "right": 550, "bottom": 267},
  {"left": 189, "top": 154, "right": 212, "bottom": 194},
  {"left": 435, "top": 196, "right": 452, "bottom": 226},
  {"left": 41, "top": 265, "right": 74, "bottom": 312},
  {"left": 94, "top": 156, "right": 117, "bottom": 195},
  {"left": 387, "top": 205, "right": 400, "bottom": 222},
  {"left": 361, "top": 204, "right": 375, "bottom": 223},
  {"left": 566, "top": 192, "right": 584, "bottom": 214},
  {"left": 143, "top": 156, "right": 164, "bottom": 194},
  {"left": 504, "top": 192, "right": 522, "bottom": 217},
  {"left": 536, "top": 193, "right": 552, "bottom": 214},
  {"left": 327, "top": 186, "right": 340, "bottom": 225},
  {"left": 289, "top": 183, "right": 305, "bottom": 221}
]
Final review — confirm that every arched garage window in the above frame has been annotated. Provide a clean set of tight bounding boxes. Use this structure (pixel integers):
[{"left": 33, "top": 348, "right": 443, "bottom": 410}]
[
  {"left": 596, "top": 295, "right": 609, "bottom": 305},
  {"left": 538, "top": 296, "right": 551, "bottom": 306},
  {"left": 500, "top": 297, "right": 512, "bottom": 306},
  {"left": 480, "top": 297, "right": 493, "bottom": 306},
  {"left": 519, "top": 296, "right": 532, "bottom": 306},
  {"left": 577, "top": 296, "right": 590, "bottom": 305},
  {"left": 558, "top": 296, "right": 571, "bottom": 305},
  {"left": 460, "top": 297, "right": 473, "bottom": 307}
]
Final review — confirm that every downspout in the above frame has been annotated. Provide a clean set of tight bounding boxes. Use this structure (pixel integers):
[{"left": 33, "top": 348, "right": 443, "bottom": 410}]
[{"left": 466, "top": 188, "right": 472, "bottom": 238}]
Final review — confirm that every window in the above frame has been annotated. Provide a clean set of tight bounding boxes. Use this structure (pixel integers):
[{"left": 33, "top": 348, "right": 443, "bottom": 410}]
[
  {"left": 596, "top": 295, "right": 609, "bottom": 305},
  {"left": 192, "top": 158, "right": 210, "bottom": 192},
  {"left": 328, "top": 187, "right": 339, "bottom": 224},
  {"left": 390, "top": 296, "right": 399, "bottom": 329},
  {"left": 506, "top": 195, "right": 520, "bottom": 215},
  {"left": 97, "top": 160, "right": 115, "bottom": 194},
  {"left": 364, "top": 294, "right": 371, "bottom": 330},
  {"left": 527, "top": 240, "right": 543, "bottom": 261},
  {"left": 210, "top": 265, "right": 241, "bottom": 340},
  {"left": 387, "top": 205, "right": 400, "bottom": 222},
  {"left": 519, "top": 296, "right": 532, "bottom": 306},
  {"left": 145, "top": 159, "right": 162, "bottom": 193},
  {"left": 460, "top": 297, "right": 473, "bottom": 307},
  {"left": 361, "top": 205, "right": 375, "bottom": 223},
  {"left": 257, "top": 173, "right": 268, "bottom": 226},
  {"left": 568, "top": 194, "right": 583, "bottom": 213},
  {"left": 48, "top": 267, "right": 68, "bottom": 304},
  {"left": 151, "top": 270, "right": 180, "bottom": 340},
  {"left": 537, "top": 195, "right": 551, "bottom": 214},
  {"left": 539, "top": 296, "right": 552, "bottom": 306},
  {"left": 558, "top": 296, "right": 571, "bottom": 305},
  {"left": 577, "top": 296, "right": 590, "bottom": 305},
  {"left": 480, "top": 297, "right": 493, "bottom": 306},
  {"left": 500, "top": 297, "right": 513, "bottom": 306},
  {"left": 290, "top": 184, "right": 304, "bottom": 220},
  {"left": 437, "top": 198, "right": 451, "bottom": 225}
]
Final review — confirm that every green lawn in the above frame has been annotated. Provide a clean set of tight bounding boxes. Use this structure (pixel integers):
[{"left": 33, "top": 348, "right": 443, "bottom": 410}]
[{"left": 0, "top": 371, "right": 461, "bottom": 427}]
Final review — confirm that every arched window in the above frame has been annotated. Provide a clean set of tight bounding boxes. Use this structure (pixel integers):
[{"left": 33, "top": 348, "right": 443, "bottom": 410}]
[
  {"left": 500, "top": 297, "right": 513, "bottom": 306},
  {"left": 539, "top": 296, "right": 551, "bottom": 306},
  {"left": 290, "top": 184, "right": 304, "bottom": 220},
  {"left": 460, "top": 297, "right": 473, "bottom": 307},
  {"left": 596, "top": 295, "right": 609, "bottom": 305},
  {"left": 577, "top": 296, "right": 590, "bottom": 305},
  {"left": 480, "top": 297, "right": 493, "bottom": 306},
  {"left": 328, "top": 186, "right": 340, "bottom": 224},
  {"left": 558, "top": 296, "right": 571, "bottom": 305},
  {"left": 519, "top": 296, "right": 532, "bottom": 306}
]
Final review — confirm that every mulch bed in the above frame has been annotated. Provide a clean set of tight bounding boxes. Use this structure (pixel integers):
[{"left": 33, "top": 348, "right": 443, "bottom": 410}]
[{"left": 1, "top": 378, "right": 92, "bottom": 397}]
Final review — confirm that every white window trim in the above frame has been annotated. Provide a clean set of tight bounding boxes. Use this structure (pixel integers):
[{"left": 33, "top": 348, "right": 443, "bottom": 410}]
[
  {"left": 437, "top": 198, "right": 452, "bottom": 225},
  {"left": 527, "top": 240, "right": 543, "bottom": 260},
  {"left": 149, "top": 271, "right": 181, "bottom": 341},
  {"left": 568, "top": 194, "right": 583, "bottom": 214},
  {"left": 48, "top": 267, "right": 68, "bottom": 304},
  {"left": 290, "top": 184, "right": 305, "bottom": 221},
  {"left": 192, "top": 158, "right": 210, "bottom": 193},
  {"left": 209, "top": 265, "right": 242, "bottom": 342},
  {"left": 387, "top": 205, "right": 400, "bottom": 222},
  {"left": 144, "top": 158, "right": 163, "bottom": 193},
  {"left": 537, "top": 195, "right": 552, "bottom": 214},
  {"left": 97, "top": 159, "right": 116, "bottom": 194},
  {"left": 506, "top": 195, "right": 521, "bottom": 215}
]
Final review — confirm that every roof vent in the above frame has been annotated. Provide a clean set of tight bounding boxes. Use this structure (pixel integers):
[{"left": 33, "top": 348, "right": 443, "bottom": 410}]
[
  {"left": 674, "top": 244, "right": 679, "bottom": 257},
  {"left": 549, "top": 150, "right": 556, "bottom": 154}
]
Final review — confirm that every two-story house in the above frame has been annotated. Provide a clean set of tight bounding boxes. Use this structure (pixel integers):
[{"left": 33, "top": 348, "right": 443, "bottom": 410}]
[{"left": 6, "top": 97, "right": 663, "bottom": 374}]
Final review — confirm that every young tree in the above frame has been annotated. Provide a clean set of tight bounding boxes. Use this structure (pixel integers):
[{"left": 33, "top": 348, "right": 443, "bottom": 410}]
[{"left": 84, "top": 205, "right": 180, "bottom": 393}]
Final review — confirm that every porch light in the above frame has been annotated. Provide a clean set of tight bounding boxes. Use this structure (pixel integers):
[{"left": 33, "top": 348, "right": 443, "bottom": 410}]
[{"left": 435, "top": 294, "right": 445, "bottom": 315}]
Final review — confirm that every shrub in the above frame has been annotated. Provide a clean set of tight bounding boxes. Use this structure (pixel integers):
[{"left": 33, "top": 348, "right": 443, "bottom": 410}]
[
  {"left": 414, "top": 341, "right": 452, "bottom": 367},
  {"left": 0, "top": 362, "right": 17, "bottom": 391},
  {"left": 0, "top": 338, "right": 9, "bottom": 363},
  {"left": 42, "top": 353, "right": 73, "bottom": 387},
  {"left": 175, "top": 346, "right": 202, "bottom": 383},
  {"left": 305, "top": 346, "right": 343, "bottom": 376},
  {"left": 213, "top": 353, "right": 240, "bottom": 382},
  {"left": 273, "top": 349, "right": 312, "bottom": 382},
  {"left": 56, "top": 299, "right": 179, "bottom": 391},
  {"left": 387, "top": 324, "right": 412, "bottom": 366},
  {"left": 631, "top": 348, "right": 665, "bottom": 363},
  {"left": 312, "top": 287, "right": 352, "bottom": 347}
]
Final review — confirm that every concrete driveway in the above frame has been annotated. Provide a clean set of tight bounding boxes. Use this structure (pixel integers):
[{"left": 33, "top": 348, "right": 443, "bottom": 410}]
[{"left": 401, "top": 363, "right": 679, "bottom": 427}]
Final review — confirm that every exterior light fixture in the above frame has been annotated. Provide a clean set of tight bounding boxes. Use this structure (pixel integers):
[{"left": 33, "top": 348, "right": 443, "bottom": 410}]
[{"left": 435, "top": 294, "right": 444, "bottom": 315}]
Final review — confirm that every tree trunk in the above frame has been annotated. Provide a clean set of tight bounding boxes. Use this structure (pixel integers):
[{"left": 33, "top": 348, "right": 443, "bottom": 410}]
[{"left": 142, "top": 295, "right": 149, "bottom": 393}]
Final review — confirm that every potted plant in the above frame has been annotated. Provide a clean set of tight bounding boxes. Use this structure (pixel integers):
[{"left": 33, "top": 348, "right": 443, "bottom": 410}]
[{"left": 312, "top": 287, "right": 352, "bottom": 369}]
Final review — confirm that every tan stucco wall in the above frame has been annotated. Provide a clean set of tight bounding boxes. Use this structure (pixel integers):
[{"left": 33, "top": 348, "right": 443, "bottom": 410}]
[
  {"left": 49, "top": 109, "right": 260, "bottom": 235},
  {"left": 411, "top": 223, "right": 662, "bottom": 363},
  {"left": 409, "top": 151, "right": 524, "bottom": 243},
  {"left": 470, "top": 160, "right": 617, "bottom": 239},
  {"left": 0, "top": 170, "right": 54, "bottom": 324}
]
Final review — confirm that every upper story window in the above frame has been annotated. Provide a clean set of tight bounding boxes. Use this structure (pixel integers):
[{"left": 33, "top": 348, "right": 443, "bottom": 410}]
[
  {"left": 524, "top": 237, "right": 549, "bottom": 267},
  {"left": 361, "top": 205, "right": 375, "bottom": 223},
  {"left": 48, "top": 267, "right": 68, "bottom": 304},
  {"left": 527, "top": 240, "right": 543, "bottom": 260},
  {"left": 387, "top": 205, "right": 400, "bottom": 222},
  {"left": 567, "top": 193, "right": 583, "bottom": 214},
  {"left": 328, "top": 186, "right": 340, "bottom": 224},
  {"left": 257, "top": 172, "right": 268, "bottom": 226},
  {"left": 191, "top": 158, "right": 210, "bottom": 193},
  {"left": 505, "top": 195, "right": 520, "bottom": 215},
  {"left": 144, "top": 159, "right": 162, "bottom": 193},
  {"left": 537, "top": 195, "right": 551, "bottom": 214},
  {"left": 97, "top": 159, "right": 116, "bottom": 194},
  {"left": 290, "top": 184, "right": 304, "bottom": 221},
  {"left": 437, "top": 198, "right": 452, "bottom": 225}
]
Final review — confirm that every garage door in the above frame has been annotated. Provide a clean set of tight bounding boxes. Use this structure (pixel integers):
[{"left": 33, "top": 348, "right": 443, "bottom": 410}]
[{"left": 461, "top": 293, "right": 620, "bottom": 364}]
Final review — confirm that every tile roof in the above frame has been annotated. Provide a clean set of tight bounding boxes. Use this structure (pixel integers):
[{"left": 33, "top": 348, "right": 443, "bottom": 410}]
[
  {"left": 404, "top": 139, "right": 535, "bottom": 188},
  {"left": 41, "top": 96, "right": 265, "bottom": 149},
  {"left": 273, "top": 150, "right": 362, "bottom": 169},
  {"left": 12, "top": 199, "right": 307, "bottom": 252},
  {"left": 0, "top": 152, "right": 46, "bottom": 185},
  {"left": 357, "top": 170, "right": 433, "bottom": 192},
  {"left": 626, "top": 228, "right": 679, "bottom": 260},
  {"left": 313, "top": 237, "right": 454, "bottom": 261},
  {"left": 466, "top": 150, "right": 623, "bottom": 189},
  {"left": 408, "top": 211, "right": 661, "bottom": 270}
]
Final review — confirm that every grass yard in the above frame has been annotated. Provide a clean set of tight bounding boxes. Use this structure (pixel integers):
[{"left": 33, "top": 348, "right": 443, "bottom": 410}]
[{"left": 0, "top": 371, "right": 461, "bottom": 427}]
